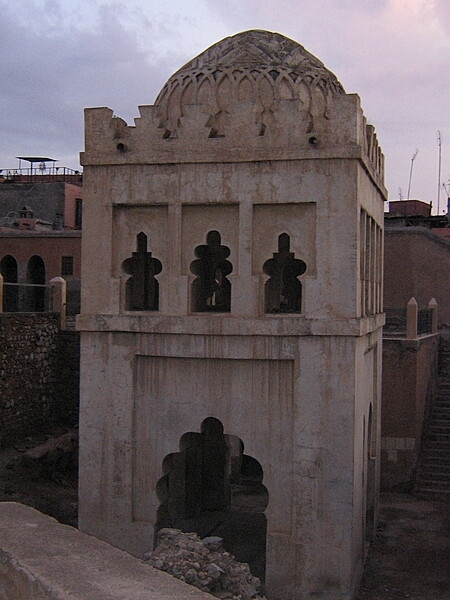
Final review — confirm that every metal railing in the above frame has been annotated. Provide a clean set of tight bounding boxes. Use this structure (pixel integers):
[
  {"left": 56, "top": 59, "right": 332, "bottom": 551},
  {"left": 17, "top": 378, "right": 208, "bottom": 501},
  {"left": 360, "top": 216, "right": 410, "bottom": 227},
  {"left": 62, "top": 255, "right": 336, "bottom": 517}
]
[
  {"left": 384, "top": 308, "right": 407, "bottom": 335},
  {"left": 2, "top": 282, "right": 50, "bottom": 313},
  {"left": 0, "top": 166, "right": 82, "bottom": 186},
  {"left": 384, "top": 298, "right": 438, "bottom": 339},
  {"left": 418, "top": 308, "right": 434, "bottom": 336},
  {"left": 0, "top": 276, "right": 67, "bottom": 328}
]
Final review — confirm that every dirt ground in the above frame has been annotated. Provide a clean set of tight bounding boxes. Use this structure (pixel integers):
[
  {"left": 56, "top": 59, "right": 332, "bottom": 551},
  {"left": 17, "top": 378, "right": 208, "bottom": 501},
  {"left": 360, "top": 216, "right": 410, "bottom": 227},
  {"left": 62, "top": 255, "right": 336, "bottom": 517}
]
[
  {"left": 356, "top": 493, "right": 450, "bottom": 600},
  {"left": 0, "top": 432, "right": 78, "bottom": 528},
  {"left": 0, "top": 434, "right": 449, "bottom": 599}
]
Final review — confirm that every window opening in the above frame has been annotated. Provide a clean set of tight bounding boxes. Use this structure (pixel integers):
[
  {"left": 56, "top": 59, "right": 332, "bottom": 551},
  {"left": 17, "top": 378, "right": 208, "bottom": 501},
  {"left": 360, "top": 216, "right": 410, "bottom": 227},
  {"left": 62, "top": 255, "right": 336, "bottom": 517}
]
[
  {"left": 263, "top": 233, "right": 306, "bottom": 313},
  {"left": 122, "top": 232, "right": 162, "bottom": 311},
  {"left": 75, "top": 198, "right": 83, "bottom": 230},
  {"left": 365, "top": 404, "right": 376, "bottom": 541},
  {"left": 190, "top": 231, "right": 232, "bottom": 312},
  {"left": 61, "top": 256, "right": 74, "bottom": 276}
]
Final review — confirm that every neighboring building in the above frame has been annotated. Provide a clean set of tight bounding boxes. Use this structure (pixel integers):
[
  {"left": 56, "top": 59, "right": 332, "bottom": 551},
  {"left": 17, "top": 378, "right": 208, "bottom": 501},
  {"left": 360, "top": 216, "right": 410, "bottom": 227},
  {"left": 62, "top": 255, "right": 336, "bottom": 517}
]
[
  {"left": 384, "top": 199, "right": 450, "bottom": 327},
  {"left": 78, "top": 30, "right": 385, "bottom": 600},
  {"left": 381, "top": 199, "right": 450, "bottom": 492},
  {"left": 0, "top": 158, "right": 82, "bottom": 314}
]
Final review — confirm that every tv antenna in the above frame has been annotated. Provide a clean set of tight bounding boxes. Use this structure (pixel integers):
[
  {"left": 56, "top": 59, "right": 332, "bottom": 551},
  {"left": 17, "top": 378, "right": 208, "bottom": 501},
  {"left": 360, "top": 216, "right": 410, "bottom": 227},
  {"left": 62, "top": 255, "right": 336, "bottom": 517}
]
[
  {"left": 443, "top": 181, "right": 450, "bottom": 199},
  {"left": 437, "top": 131, "right": 442, "bottom": 214},
  {"left": 407, "top": 149, "right": 418, "bottom": 200}
]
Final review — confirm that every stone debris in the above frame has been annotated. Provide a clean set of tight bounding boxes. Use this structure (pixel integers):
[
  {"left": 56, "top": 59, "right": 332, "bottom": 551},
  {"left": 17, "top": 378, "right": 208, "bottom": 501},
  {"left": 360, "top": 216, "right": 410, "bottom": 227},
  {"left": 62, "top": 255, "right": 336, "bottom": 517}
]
[
  {"left": 17, "top": 429, "right": 78, "bottom": 482},
  {"left": 145, "top": 528, "right": 266, "bottom": 600}
]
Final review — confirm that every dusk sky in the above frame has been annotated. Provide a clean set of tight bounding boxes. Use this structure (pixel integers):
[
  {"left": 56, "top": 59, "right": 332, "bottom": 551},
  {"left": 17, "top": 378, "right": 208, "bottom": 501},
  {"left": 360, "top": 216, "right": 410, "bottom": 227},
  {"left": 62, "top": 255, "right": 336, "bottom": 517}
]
[{"left": 1, "top": 0, "right": 449, "bottom": 212}]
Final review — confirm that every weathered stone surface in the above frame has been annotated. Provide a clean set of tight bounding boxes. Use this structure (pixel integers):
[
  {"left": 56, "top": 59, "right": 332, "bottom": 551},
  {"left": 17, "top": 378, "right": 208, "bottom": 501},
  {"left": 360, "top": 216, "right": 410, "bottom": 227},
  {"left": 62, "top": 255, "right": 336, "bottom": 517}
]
[
  {"left": 78, "top": 28, "right": 386, "bottom": 600},
  {"left": 18, "top": 429, "right": 78, "bottom": 480},
  {"left": 0, "top": 313, "right": 80, "bottom": 446},
  {"left": 146, "top": 528, "right": 266, "bottom": 600},
  {"left": 0, "top": 313, "right": 58, "bottom": 445},
  {"left": 155, "top": 30, "right": 345, "bottom": 143},
  {"left": 0, "top": 503, "right": 213, "bottom": 600}
]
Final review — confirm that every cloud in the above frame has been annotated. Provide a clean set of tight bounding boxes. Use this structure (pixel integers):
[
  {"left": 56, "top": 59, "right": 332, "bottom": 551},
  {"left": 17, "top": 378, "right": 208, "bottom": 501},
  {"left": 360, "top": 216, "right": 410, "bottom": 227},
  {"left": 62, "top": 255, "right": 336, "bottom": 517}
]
[
  {"left": 199, "top": 0, "right": 450, "bottom": 202},
  {"left": 0, "top": 1, "right": 171, "bottom": 167},
  {"left": 0, "top": 0, "right": 449, "bottom": 204}
]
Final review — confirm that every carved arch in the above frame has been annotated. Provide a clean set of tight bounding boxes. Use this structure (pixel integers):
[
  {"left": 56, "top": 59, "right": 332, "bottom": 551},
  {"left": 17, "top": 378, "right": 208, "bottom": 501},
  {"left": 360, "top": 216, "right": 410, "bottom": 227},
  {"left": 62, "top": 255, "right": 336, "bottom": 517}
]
[
  {"left": 190, "top": 231, "right": 232, "bottom": 312},
  {"left": 263, "top": 233, "right": 306, "bottom": 313},
  {"left": 122, "top": 232, "right": 162, "bottom": 311},
  {"left": 156, "top": 417, "right": 268, "bottom": 582}
]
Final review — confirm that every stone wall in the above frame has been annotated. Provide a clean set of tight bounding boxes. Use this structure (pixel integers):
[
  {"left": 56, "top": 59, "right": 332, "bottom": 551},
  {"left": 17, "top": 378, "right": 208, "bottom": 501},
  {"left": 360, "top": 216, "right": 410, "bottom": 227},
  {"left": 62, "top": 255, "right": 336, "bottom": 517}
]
[
  {"left": 0, "top": 502, "right": 211, "bottom": 600},
  {"left": 0, "top": 313, "right": 79, "bottom": 446}
]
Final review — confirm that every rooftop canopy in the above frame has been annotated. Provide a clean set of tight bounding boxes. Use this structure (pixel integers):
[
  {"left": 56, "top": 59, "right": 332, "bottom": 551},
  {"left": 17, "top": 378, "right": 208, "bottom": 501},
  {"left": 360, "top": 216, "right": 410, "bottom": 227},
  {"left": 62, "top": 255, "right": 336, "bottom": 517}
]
[{"left": 15, "top": 157, "right": 57, "bottom": 163}]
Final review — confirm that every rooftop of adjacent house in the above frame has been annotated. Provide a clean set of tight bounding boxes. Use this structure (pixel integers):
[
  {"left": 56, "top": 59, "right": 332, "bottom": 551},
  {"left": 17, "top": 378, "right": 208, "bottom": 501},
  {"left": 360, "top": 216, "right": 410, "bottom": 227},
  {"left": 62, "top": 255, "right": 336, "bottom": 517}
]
[
  {"left": 0, "top": 159, "right": 83, "bottom": 231},
  {"left": 0, "top": 157, "right": 82, "bottom": 187},
  {"left": 385, "top": 199, "right": 450, "bottom": 239}
]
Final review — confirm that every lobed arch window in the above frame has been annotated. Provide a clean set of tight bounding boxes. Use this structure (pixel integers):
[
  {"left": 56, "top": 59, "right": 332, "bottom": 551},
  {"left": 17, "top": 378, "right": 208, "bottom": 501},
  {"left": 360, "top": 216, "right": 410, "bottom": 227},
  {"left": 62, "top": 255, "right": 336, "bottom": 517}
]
[
  {"left": 122, "top": 232, "right": 162, "bottom": 311},
  {"left": 263, "top": 233, "right": 306, "bottom": 313},
  {"left": 120, "top": 230, "right": 311, "bottom": 316},
  {"left": 190, "top": 231, "right": 232, "bottom": 312}
]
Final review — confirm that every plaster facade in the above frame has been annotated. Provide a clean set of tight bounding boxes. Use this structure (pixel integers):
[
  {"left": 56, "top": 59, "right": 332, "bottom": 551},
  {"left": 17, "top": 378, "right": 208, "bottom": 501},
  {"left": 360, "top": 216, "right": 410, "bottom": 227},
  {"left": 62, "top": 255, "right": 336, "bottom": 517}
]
[{"left": 78, "top": 30, "right": 386, "bottom": 600}]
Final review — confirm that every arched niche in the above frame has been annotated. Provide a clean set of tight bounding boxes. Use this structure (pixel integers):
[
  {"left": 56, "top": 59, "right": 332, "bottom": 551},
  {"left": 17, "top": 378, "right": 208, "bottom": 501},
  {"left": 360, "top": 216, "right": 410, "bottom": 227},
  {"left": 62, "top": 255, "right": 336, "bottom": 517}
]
[
  {"left": 26, "top": 255, "right": 46, "bottom": 312},
  {"left": 1, "top": 255, "right": 18, "bottom": 312},
  {"left": 156, "top": 417, "right": 268, "bottom": 583}
]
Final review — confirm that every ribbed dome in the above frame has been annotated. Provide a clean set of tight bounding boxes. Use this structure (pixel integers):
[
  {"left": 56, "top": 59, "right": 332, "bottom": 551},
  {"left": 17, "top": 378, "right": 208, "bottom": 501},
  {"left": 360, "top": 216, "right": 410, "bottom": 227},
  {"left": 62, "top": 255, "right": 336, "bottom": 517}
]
[{"left": 155, "top": 30, "right": 345, "bottom": 138}]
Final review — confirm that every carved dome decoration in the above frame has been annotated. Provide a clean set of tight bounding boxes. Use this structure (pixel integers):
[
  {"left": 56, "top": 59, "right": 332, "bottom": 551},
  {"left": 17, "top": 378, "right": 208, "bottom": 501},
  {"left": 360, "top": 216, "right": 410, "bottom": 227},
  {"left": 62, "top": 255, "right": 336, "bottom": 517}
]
[{"left": 155, "top": 30, "right": 345, "bottom": 139}]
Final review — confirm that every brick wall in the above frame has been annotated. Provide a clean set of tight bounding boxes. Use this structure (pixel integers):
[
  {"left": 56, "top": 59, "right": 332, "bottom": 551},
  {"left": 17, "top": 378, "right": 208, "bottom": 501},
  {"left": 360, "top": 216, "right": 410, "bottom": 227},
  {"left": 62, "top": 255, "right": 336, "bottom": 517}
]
[{"left": 0, "top": 313, "right": 79, "bottom": 446}]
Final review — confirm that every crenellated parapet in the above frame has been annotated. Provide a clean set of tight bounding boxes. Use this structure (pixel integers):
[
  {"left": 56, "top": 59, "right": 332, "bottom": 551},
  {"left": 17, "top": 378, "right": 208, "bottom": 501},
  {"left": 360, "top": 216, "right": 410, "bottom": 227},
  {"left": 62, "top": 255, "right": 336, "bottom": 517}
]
[
  {"left": 81, "top": 30, "right": 385, "bottom": 190},
  {"left": 364, "top": 122, "right": 385, "bottom": 181}
]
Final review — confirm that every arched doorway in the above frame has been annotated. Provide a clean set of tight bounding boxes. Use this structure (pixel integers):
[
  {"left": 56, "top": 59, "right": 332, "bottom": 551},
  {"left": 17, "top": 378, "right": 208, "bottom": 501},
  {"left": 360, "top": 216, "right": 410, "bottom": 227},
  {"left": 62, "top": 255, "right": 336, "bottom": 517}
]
[
  {"left": 0, "top": 255, "right": 18, "bottom": 311},
  {"left": 156, "top": 417, "right": 268, "bottom": 583},
  {"left": 26, "top": 255, "right": 46, "bottom": 311}
]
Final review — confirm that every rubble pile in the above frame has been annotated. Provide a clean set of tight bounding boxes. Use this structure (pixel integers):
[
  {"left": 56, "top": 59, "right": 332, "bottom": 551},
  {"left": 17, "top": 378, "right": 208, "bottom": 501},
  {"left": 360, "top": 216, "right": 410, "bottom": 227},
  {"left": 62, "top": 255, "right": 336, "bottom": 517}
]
[
  {"left": 18, "top": 429, "right": 78, "bottom": 482},
  {"left": 145, "top": 528, "right": 266, "bottom": 600}
]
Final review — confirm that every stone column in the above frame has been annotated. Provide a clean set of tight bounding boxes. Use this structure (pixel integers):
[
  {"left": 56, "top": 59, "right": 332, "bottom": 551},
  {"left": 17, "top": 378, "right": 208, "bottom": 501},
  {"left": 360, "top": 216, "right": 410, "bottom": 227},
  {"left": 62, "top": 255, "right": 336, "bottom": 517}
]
[
  {"left": 49, "top": 276, "right": 67, "bottom": 329},
  {"left": 428, "top": 298, "right": 438, "bottom": 334},
  {"left": 406, "top": 297, "right": 418, "bottom": 340}
]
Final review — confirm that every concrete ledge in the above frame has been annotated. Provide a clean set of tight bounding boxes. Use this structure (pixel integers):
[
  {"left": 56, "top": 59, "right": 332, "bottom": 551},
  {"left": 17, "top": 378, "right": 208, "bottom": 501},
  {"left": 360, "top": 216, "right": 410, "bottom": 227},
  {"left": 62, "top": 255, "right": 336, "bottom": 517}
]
[
  {"left": 0, "top": 502, "right": 211, "bottom": 600},
  {"left": 76, "top": 312, "right": 385, "bottom": 337}
]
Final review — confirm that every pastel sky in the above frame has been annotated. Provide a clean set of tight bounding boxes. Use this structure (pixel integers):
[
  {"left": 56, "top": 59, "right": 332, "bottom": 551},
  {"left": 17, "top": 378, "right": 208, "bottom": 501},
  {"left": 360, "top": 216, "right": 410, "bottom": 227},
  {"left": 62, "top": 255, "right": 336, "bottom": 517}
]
[{"left": 1, "top": 0, "right": 449, "bottom": 211}]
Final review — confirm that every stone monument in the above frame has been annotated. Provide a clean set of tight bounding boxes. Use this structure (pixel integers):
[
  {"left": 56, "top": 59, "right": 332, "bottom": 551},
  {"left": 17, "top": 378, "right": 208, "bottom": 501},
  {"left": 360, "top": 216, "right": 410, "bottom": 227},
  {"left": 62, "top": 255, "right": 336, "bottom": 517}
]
[{"left": 78, "top": 30, "right": 386, "bottom": 600}]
